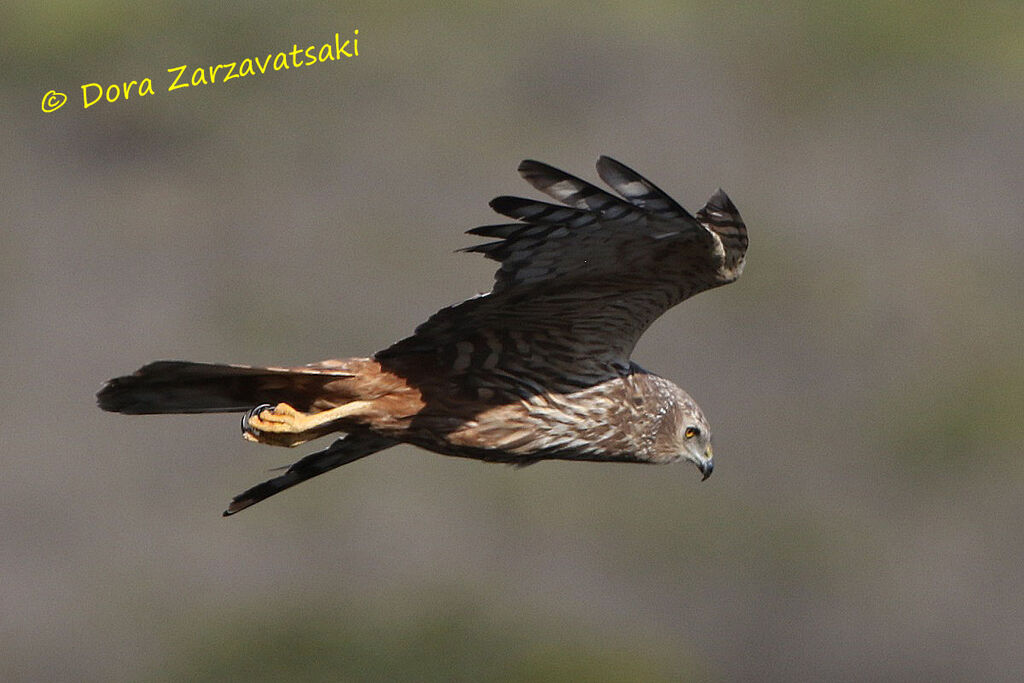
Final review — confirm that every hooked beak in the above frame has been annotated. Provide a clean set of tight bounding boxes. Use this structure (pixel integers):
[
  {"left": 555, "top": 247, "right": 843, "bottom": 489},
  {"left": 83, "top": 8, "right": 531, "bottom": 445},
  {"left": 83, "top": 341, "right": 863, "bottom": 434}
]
[
  {"left": 699, "top": 446, "right": 714, "bottom": 481},
  {"left": 699, "top": 458, "right": 714, "bottom": 481}
]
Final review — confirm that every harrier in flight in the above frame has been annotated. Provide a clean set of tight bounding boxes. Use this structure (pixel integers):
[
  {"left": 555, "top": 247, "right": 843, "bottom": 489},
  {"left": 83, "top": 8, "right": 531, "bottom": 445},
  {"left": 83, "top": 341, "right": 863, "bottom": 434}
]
[{"left": 98, "top": 157, "right": 747, "bottom": 515}]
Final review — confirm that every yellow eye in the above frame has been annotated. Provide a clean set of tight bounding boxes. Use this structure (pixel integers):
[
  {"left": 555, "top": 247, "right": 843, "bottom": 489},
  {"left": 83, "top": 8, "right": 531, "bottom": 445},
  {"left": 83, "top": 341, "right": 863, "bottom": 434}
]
[{"left": 685, "top": 426, "right": 700, "bottom": 439}]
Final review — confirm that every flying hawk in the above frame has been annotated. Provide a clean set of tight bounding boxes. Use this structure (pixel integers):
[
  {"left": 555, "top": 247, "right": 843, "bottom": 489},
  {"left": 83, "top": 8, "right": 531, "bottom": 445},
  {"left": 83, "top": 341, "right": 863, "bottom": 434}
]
[{"left": 98, "top": 157, "right": 747, "bottom": 515}]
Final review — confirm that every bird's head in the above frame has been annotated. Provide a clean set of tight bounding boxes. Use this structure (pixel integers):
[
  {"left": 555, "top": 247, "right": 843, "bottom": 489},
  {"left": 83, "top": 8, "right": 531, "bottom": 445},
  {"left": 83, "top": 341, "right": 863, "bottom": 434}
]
[
  {"left": 657, "top": 386, "right": 714, "bottom": 480},
  {"left": 680, "top": 417, "right": 714, "bottom": 480}
]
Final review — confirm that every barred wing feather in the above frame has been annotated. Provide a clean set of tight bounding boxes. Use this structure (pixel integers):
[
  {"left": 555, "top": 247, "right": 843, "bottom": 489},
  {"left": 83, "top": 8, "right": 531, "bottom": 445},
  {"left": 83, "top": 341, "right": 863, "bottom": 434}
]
[{"left": 378, "top": 157, "right": 746, "bottom": 378}]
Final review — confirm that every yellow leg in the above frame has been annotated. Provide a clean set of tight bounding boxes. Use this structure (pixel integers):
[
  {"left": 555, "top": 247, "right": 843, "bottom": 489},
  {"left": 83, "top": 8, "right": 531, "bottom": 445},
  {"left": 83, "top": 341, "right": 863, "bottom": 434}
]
[{"left": 242, "top": 400, "right": 375, "bottom": 447}]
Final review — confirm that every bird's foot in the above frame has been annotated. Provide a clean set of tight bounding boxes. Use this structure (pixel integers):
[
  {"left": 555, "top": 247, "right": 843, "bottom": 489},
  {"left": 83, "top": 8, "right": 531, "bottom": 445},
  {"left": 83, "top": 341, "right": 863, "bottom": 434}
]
[
  {"left": 246, "top": 402, "right": 307, "bottom": 432},
  {"left": 241, "top": 399, "right": 376, "bottom": 447},
  {"left": 241, "top": 403, "right": 310, "bottom": 447}
]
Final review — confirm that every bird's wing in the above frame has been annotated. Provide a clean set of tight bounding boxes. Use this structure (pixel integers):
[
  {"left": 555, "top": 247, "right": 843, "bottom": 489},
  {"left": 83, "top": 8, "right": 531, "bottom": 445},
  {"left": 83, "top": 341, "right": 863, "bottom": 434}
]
[{"left": 377, "top": 157, "right": 746, "bottom": 388}]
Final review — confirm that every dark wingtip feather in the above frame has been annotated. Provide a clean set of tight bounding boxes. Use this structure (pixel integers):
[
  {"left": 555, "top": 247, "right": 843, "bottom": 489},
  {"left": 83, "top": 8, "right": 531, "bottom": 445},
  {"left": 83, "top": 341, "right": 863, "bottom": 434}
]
[
  {"left": 517, "top": 159, "right": 575, "bottom": 192},
  {"left": 465, "top": 223, "right": 523, "bottom": 238},
  {"left": 704, "top": 188, "right": 739, "bottom": 215},
  {"left": 594, "top": 155, "right": 626, "bottom": 176},
  {"left": 594, "top": 155, "right": 693, "bottom": 220},
  {"left": 222, "top": 435, "right": 391, "bottom": 516},
  {"left": 489, "top": 196, "right": 596, "bottom": 226},
  {"left": 696, "top": 187, "right": 747, "bottom": 277},
  {"left": 488, "top": 195, "right": 527, "bottom": 216},
  {"left": 223, "top": 469, "right": 301, "bottom": 516},
  {"left": 513, "top": 159, "right": 643, "bottom": 218},
  {"left": 516, "top": 159, "right": 547, "bottom": 175},
  {"left": 457, "top": 240, "right": 505, "bottom": 255},
  {"left": 696, "top": 188, "right": 745, "bottom": 230},
  {"left": 223, "top": 495, "right": 256, "bottom": 516},
  {"left": 223, "top": 469, "right": 298, "bottom": 517}
]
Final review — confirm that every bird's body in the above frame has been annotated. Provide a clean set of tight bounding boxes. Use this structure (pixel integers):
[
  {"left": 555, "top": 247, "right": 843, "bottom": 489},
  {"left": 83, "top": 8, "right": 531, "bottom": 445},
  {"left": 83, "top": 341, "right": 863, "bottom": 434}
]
[{"left": 98, "top": 156, "right": 746, "bottom": 515}]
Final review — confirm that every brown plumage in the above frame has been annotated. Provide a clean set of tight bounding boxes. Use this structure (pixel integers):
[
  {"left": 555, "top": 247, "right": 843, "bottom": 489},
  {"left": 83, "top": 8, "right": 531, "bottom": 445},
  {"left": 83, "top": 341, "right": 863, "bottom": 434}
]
[{"left": 97, "top": 156, "right": 747, "bottom": 515}]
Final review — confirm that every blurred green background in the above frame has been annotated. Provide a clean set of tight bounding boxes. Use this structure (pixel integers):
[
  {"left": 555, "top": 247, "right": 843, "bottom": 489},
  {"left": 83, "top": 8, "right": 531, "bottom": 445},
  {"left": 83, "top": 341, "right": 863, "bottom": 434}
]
[{"left": 3, "top": 2, "right": 1023, "bottom": 680}]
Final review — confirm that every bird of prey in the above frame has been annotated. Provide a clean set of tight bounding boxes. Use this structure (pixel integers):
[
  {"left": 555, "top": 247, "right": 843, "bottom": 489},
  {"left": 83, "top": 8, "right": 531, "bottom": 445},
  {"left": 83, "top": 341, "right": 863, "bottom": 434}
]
[{"left": 98, "top": 156, "right": 747, "bottom": 515}]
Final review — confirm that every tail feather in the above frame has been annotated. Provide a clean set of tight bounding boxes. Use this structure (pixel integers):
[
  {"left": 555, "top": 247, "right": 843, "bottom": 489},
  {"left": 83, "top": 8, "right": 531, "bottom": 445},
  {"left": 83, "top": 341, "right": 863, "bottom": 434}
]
[
  {"left": 97, "top": 360, "right": 354, "bottom": 415},
  {"left": 224, "top": 433, "right": 395, "bottom": 515}
]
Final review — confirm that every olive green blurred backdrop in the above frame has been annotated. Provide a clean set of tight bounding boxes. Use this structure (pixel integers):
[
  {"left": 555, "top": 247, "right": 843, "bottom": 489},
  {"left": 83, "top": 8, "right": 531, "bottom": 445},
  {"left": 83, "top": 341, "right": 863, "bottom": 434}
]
[{"left": 3, "top": 2, "right": 1022, "bottom": 681}]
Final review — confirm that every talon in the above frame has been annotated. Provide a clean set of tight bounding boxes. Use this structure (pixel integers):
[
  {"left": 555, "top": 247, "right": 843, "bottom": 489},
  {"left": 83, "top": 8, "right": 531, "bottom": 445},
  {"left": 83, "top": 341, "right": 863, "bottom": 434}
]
[
  {"left": 257, "top": 402, "right": 300, "bottom": 425},
  {"left": 242, "top": 403, "right": 275, "bottom": 437},
  {"left": 244, "top": 402, "right": 306, "bottom": 433},
  {"left": 239, "top": 400, "right": 370, "bottom": 448}
]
